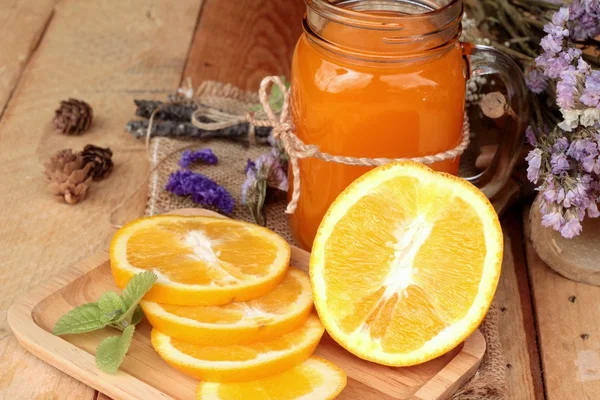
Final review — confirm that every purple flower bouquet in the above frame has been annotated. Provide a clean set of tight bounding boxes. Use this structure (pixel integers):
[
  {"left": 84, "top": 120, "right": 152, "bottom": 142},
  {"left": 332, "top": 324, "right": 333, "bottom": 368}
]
[{"left": 523, "top": 1, "right": 600, "bottom": 238}]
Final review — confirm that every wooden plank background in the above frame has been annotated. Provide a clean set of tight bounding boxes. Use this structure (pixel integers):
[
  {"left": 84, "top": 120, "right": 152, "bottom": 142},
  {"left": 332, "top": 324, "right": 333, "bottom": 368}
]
[
  {"left": 184, "top": 0, "right": 305, "bottom": 90},
  {"left": 0, "top": 0, "right": 56, "bottom": 114},
  {"left": 2, "top": 0, "right": 600, "bottom": 399}
]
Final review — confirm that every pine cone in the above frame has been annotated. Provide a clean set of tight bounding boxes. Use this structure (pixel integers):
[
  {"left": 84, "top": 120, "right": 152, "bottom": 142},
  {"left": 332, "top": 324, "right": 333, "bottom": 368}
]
[
  {"left": 82, "top": 144, "right": 113, "bottom": 180},
  {"left": 53, "top": 98, "right": 93, "bottom": 135},
  {"left": 44, "top": 149, "right": 93, "bottom": 204}
]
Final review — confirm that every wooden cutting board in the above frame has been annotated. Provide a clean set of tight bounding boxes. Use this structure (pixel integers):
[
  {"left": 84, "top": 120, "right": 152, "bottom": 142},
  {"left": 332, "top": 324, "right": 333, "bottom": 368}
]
[{"left": 8, "top": 209, "right": 485, "bottom": 400}]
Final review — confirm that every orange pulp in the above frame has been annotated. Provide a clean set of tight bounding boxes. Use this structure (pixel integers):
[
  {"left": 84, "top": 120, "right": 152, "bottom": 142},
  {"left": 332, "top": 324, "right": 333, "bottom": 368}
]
[{"left": 289, "top": 19, "right": 467, "bottom": 249}]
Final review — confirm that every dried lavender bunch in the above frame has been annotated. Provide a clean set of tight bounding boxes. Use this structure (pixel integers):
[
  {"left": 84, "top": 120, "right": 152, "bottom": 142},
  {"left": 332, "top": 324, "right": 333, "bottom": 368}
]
[
  {"left": 134, "top": 100, "right": 198, "bottom": 121},
  {"left": 179, "top": 149, "right": 218, "bottom": 169},
  {"left": 165, "top": 169, "right": 234, "bottom": 215},
  {"left": 125, "top": 119, "right": 271, "bottom": 142},
  {"left": 525, "top": 2, "right": 600, "bottom": 238}
]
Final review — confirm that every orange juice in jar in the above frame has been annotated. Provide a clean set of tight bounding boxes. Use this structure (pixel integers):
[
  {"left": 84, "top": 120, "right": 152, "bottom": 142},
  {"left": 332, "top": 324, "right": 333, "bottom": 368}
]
[{"left": 288, "top": 0, "right": 528, "bottom": 249}]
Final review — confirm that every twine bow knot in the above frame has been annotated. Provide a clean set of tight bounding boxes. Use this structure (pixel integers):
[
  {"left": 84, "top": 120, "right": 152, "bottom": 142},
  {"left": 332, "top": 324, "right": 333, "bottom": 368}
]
[{"left": 249, "top": 76, "right": 471, "bottom": 214}]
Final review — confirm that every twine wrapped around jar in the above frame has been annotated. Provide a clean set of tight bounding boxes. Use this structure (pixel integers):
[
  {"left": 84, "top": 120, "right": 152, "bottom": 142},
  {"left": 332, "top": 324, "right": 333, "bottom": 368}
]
[{"left": 246, "top": 76, "right": 471, "bottom": 214}]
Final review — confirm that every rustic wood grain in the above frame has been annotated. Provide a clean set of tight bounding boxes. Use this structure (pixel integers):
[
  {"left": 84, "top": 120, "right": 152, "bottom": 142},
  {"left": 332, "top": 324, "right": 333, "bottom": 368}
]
[
  {"left": 496, "top": 209, "right": 545, "bottom": 400},
  {"left": 0, "top": 0, "right": 56, "bottom": 116},
  {"left": 183, "top": 0, "right": 305, "bottom": 90},
  {"left": 0, "top": 1, "right": 203, "bottom": 399},
  {"left": 525, "top": 206, "right": 600, "bottom": 400},
  {"left": 8, "top": 209, "right": 486, "bottom": 400}
]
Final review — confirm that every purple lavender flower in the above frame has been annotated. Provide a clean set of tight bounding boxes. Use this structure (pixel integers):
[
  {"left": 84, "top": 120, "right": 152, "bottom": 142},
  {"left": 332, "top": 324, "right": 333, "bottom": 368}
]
[
  {"left": 556, "top": 66, "right": 578, "bottom": 109},
  {"left": 525, "top": 126, "right": 537, "bottom": 146},
  {"left": 541, "top": 206, "right": 565, "bottom": 231},
  {"left": 525, "top": 69, "right": 548, "bottom": 94},
  {"left": 541, "top": 177, "right": 558, "bottom": 203},
  {"left": 255, "top": 152, "right": 276, "bottom": 173},
  {"left": 573, "top": 13, "right": 600, "bottom": 41},
  {"left": 241, "top": 164, "right": 267, "bottom": 226},
  {"left": 553, "top": 137, "right": 569, "bottom": 152},
  {"left": 255, "top": 152, "right": 288, "bottom": 192},
  {"left": 569, "top": 175, "right": 592, "bottom": 207},
  {"left": 550, "top": 153, "right": 570, "bottom": 174},
  {"left": 526, "top": 148, "right": 543, "bottom": 183},
  {"left": 241, "top": 148, "right": 289, "bottom": 226},
  {"left": 560, "top": 211, "right": 583, "bottom": 238},
  {"left": 166, "top": 169, "right": 234, "bottom": 215},
  {"left": 562, "top": 178, "right": 590, "bottom": 208},
  {"left": 527, "top": 124, "right": 600, "bottom": 238},
  {"left": 552, "top": 7, "right": 570, "bottom": 26},
  {"left": 241, "top": 167, "right": 257, "bottom": 205},
  {"left": 580, "top": 70, "right": 600, "bottom": 109},
  {"left": 577, "top": 58, "right": 591, "bottom": 75},
  {"left": 583, "top": 154, "right": 600, "bottom": 174},
  {"left": 568, "top": 138, "right": 593, "bottom": 161},
  {"left": 245, "top": 159, "right": 256, "bottom": 173},
  {"left": 536, "top": 48, "right": 582, "bottom": 80},
  {"left": 540, "top": 31, "right": 565, "bottom": 55},
  {"left": 569, "top": 0, "right": 600, "bottom": 40},
  {"left": 179, "top": 149, "right": 218, "bottom": 169},
  {"left": 587, "top": 201, "right": 600, "bottom": 218},
  {"left": 556, "top": 187, "right": 566, "bottom": 204}
]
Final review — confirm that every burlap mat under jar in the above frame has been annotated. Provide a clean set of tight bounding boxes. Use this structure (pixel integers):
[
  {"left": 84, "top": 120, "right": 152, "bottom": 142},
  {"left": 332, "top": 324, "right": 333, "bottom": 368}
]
[{"left": 144, "top": 81, "right": 508, "bottom": 400}]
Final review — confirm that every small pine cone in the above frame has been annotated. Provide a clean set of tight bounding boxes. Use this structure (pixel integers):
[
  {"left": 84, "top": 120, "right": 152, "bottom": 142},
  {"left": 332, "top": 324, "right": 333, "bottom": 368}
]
[
  {"left": 44, "top": 149, "right": 93, "bottom": 204},
  {"left": 53, "top": 98, "right": 93, "bottom": 135},
  {"left": 81, "top": 144, "right": 113, "bottom": 180}
]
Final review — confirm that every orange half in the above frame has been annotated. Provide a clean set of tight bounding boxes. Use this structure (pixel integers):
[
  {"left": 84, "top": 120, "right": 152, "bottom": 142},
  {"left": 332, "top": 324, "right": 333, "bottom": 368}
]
[{"left": 310, "top": 161, "right": 502, "bottom": 366}]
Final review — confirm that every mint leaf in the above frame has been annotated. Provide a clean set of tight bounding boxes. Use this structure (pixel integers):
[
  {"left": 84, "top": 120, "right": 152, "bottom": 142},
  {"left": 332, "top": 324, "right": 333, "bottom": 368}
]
[
  {"left": 116, "top": 271, "right": 157, "bottom": 326},
  {"left": 52, "top": 271, "right": 157, "bottom": 375},
  {"left": 120, "top": 271, "right": 157, "bottom": 309},
  {"left": 95, "top": 325, "right": 135, "bottom": 374},
  {"left": 131, "top": 305, "right": 145, "bottom": 326},
  {"left": 53, "top": 303, "right": 106, "bottom": 335},
  {"left": 97, "top": 292, "right": 125, "bottom": 323}
]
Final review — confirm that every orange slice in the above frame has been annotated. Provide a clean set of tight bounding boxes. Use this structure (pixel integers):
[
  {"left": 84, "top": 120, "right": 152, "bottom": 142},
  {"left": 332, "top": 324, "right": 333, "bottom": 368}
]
[
  {"left": 151, "top": 314, "right": 324, "bottom": 382},
  {"left": 110, "top": 215, "right": 290, "bottom": 305},
  {"left": 196, "top": 356, "right": 346, "bottom": 400},
  {"left": 141, "top": 268, "right": 313, "bottom": 345},
  {"left": 310, "top": 161, "right": 502, "bottom": 366}
]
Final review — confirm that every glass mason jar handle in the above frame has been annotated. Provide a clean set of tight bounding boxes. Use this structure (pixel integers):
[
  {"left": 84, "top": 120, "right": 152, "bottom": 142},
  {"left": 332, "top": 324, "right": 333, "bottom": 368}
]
[{"left": 462, "top": 43, "right": 530, "bottom": 199}]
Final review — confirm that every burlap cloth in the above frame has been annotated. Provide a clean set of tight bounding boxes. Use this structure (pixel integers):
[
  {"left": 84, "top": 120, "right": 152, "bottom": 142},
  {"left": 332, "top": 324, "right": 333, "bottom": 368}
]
[{"left": 144, "top": 82, "right": 508, "bottom": 400}]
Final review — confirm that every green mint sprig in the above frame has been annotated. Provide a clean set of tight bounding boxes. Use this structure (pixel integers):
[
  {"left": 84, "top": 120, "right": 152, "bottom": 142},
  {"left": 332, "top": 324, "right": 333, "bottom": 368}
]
[{"left": 53, "top": 271, "right": 157, "bottom": 374}]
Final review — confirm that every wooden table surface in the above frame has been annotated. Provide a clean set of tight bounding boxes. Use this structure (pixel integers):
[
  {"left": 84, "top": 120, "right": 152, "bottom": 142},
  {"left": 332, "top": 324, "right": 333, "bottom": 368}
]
[{"left": 0, "top": 1, "right": 597, "bottom": 399}]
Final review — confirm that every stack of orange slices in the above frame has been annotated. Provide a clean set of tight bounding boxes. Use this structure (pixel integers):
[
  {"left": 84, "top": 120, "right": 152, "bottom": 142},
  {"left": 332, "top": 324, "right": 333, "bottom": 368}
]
[{"left": 110, "top": 215, "right": 346, "bottom": 400}]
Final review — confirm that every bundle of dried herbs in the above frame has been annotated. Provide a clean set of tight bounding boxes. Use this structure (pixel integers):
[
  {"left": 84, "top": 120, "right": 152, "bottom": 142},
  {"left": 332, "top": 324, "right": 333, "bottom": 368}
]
[
  {"left": 125, "top": 118, "right": 271, "bottom": 142},
  {"left": 125, "top": 98, "right": 272, "bottom": 142}
]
